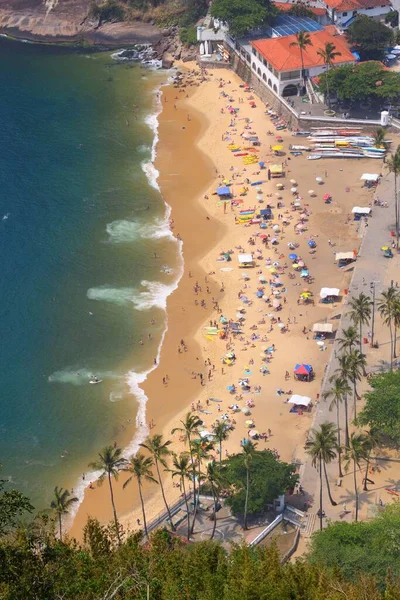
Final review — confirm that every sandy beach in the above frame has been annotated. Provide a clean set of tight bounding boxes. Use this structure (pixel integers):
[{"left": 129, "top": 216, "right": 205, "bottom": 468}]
[{"left": 69, "top": 64, "right": 388, "bottom": 540}]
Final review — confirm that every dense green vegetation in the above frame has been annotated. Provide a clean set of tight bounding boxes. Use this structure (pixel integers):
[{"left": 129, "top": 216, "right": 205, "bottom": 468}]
[
  {"left": 346, "top": 15, "right": 394, "bottom": 60},
  {"left": 211, "top": 0, "right": 277, "bottom": 38},
  {"left": 358, "top": 370, "right": 400, "bottom": 442},
  {"left": 318, "top": 62, "right": 400, "bottom": 102}
]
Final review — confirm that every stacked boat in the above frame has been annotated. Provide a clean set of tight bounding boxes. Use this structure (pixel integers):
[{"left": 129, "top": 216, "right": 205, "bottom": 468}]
[{"left": 304, "top": 128, "right": 389, "bottom": 160}]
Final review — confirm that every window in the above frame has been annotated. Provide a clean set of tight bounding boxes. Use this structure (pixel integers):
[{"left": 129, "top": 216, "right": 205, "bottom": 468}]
[
  {"left": 281, "top": 70, "right": 301, "bottom": 81},
  {"left": 252, "top": 62, "right": 256, "bottom": 71},
  {"left": 342, "top": 11, "right": 347, "bottom": 15},
  {"left": 252, "top": 47, "right": 256, "bottom": 55}
]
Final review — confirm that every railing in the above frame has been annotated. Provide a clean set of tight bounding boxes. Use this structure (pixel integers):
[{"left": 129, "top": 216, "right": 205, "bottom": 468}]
[
  {"left": 283, "top": 506, "right": 305, "bottom": 527},
  {"left": 147, "top": 492, "right": 193, "bottom": 533},
  {"left": 248, "top": 513, "right": 283, "bottom": 546}
]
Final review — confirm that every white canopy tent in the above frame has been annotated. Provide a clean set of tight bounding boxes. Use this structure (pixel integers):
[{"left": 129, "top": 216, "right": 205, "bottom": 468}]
[
  {"left": 238, "top": 253, "right": 254, "bottom": 266},
  {"left": 288, "top": 395, "right": 311, "bottom": 407},
  {"left": 312, "top": 323, "right": 333, "bottom": 333},
  {"left": 320, "top": 287, "right": 340, "bottom": 299},
  {"left": 352, "top": 206, "right": 372, "bottom": 215},
  {"left": 335, "top": 251, "right": 355, "bottom": 262},
  {"left": 360, "top": 174, "right": 379, "bottom": 182}
]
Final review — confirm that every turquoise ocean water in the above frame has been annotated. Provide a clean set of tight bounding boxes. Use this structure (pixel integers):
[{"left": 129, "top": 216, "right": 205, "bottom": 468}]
[{"left": 0, "top": 38, "right": 180, "bottom": 512}]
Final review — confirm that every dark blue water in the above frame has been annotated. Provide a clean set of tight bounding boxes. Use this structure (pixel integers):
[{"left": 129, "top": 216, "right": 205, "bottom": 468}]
[{"left": 0, "top": 38, "right": 176, "bottom": 509}]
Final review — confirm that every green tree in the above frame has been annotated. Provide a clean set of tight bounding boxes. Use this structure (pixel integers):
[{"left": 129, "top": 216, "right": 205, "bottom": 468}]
[
  {"left": 348, "top": 292, "right": 372, "bottom": 354},
  {"left": 89, "top": 445, "right": 126, "bottom": 545},
  {"left": 373, "top": 127, "right": 387, "bottom": 149},
  {"left": 316, "top": 42, "right": 341, "bottom": 107},
  {"left": 290, "top": 31, "right": 313, "bottom": 91},
  {"left": 50, "top": 486, "right": 78, "bottom": 541},
  {"left": 140, "top": 434, "right": 174, "bottom": 529},
  {"left": 386, "top": 9, "right": 399, "bottom": 26},
  {"left": 222, "top": 446, "right": 297, "bottom": 527},
  {"left": 211, "top": 0, "right": 277, "bottom": 37},
  {"left": 362, "top": 428, "right": 381, "bottom": 491},
  {"left": 190, "top": 438, "right": 214, "bottom": 533},
  {"left": 205, "top": 460, "right": 224, "bottom": 539},
  {"left": 323, "top": 376, "right": 352, "bottom": 476},
  {"left": 378, "top": 286, "right": 399, "bottom": 369},
  {"left": 305, "top": 422, "right": 338, "bottom": 531},
  {"left": 89, "top": 1, "right": 126, "bottom": 27},
  {"left": 122, "top": 452, "right": 157, "bottom": 539},
  {"left": 212, "top": 421, "right": 231, "bottom": 464},
  {"left": 358, "top": 370, "right": 400, "bottom": 442},
  {"left": 346, "top": 349, "right": 367, "bottom": 419},
  {"left": 170, "top": 452, "right": 192, "bottom": 539},
  {"left": 0, "top": 466, "right": 33, "bottom": 535},
  {"left": 387, "top": 151, "right": 400, "bottom": 251},
  {"left": 335, "top": 354, "right": 354, "bottom": 442},
  {"left": 344, "top": 431, "right": 369, "bottom": 522},
  {"left": 338, "top": 325, "right": 360, "bottom": 353},
  {"left": 287, "top": 3, "right": 316, "bottom": 19},
  {"left": 347, "top": 14, "right": 394, "bottom": 60}
]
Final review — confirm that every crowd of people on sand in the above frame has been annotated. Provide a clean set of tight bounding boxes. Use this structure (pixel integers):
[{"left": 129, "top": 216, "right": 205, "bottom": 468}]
[{"left": 166, "top": 70, "right": 378, "bottom": 464}]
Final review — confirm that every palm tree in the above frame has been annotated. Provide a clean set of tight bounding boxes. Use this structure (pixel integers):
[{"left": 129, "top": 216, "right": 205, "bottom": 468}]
[
  {"left": 373, "top": 127, "right": 387, "bottom": 148},
  {"left": 140, "top": 434, "right": 174, "bottom": 529},
  {"left": 242, "top": 440, "right": 257, "bottom": 530},
  {"left": 316, "top": 42, "right": 341, "bottom": 108},
  {"left": 392, "top": 296, "right": 400, "bottom": 359},
  {"left": 362, "top": 428, "right": 381, "bottom": 491},
  {"left": 205, "top": 460, "right": 224, "bottom": 539},
  {"left": 344, "top": 432, "right": 368, "bottom": 521},
  {"left": 378, "top": 286, "right": 399, "bottom": 369},
  {"left": 170, "top": 452, "right": 191, "bottom": 539},
  {"left": 387, "top": 149, "right": 400, "bottom": 249},
  {"left": 122, "top": 452, "right": 158, "bottom": 539},
  {"left": 323, "top": 376, "right": 352, "bottom": 477},
  {"left": 305, "top": 422, "right": 338, "bottom": 531},
  {"left": 334, "top": 355, "right": 353, "bottom": 445},
  {"left": 212, "top": 421, "right": 231, "bottom": 464},
  {"left": 172, "top": 412, "right": 202, "bottom": 518},
  {"left": 50, "top": 486, "right": 78, "bottom": 541},
  {"left": 348, "top": 293, "right": 372, "bottom": 354},
  {"left": 337, "top": 326, "right": 360, "bottom": 353},
  {"left": 189, "top": 438, "right": 215, "bottom": 534},
  {"left": 346, "top": 349, "right": 367, "bottom": 420},
  {"left": 289, "top": 31, "right": 313, "bottom": 92},
  {"left": 89, "top": 445, "right": 126, "bottom": 544}
]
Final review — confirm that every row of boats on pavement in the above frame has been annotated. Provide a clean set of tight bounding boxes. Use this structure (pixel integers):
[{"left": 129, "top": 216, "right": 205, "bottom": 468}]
[{"left": 291, "top": 128, "right": 389, "bottom": 159}]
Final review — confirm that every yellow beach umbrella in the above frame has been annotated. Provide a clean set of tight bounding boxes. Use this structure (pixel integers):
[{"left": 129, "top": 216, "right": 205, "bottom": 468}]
[
  {"left": 269, "top": 267, "right": 277, "bottom": 274},
  {"left": 272, "top": 145, "right": 283, "bottom": 151},
  {"left": 381, "top": 246, "right": 389, "bottom": 251}
]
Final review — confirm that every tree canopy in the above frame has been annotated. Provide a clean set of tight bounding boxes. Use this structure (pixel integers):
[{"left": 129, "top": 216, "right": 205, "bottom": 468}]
[
  {"left": 346, "top": 15, "right": 394, "bottom": 60},
  {"left": 308, "top": 503, "right": 400, "bottom": 587},
  {"left": 358, "top": 371, "right": 400, "bottom": 443},
  {"left": 318, "top": 61, "right": 400, "bottom": 102},
  {"left": 222, "top": 449, "right": 297, "bottom": 517},
  {"left": 211, "top": 0, "right": 277, "bottom": 37},
  {"left": 0, "top": 466, "right": 33, "bottom": 535}
]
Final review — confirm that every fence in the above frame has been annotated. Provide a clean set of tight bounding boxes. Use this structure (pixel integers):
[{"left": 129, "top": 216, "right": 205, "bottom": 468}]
[
  {"left": 147, "top": 492, "right": 192, "bottom": 533},
  {"left": 248, "top": 513, "right": 283, "bottom": 547}
]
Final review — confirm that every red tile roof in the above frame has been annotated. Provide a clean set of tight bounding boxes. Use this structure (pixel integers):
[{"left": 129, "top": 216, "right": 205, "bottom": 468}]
[
  {"left": 250, "top": 27, "right": 355, "bottom": 72},
  {"left": 274, "top": 2, "right": 327, "bottom": 15},
  {"left": 324, "top": 0, "right": 391, "bottom": 11}
]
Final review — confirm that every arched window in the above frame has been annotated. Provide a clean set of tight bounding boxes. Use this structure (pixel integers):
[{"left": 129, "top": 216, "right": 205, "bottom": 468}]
[
  {"left": 273, "top": 84, "right": 278, "bottom": 93},
  {"left": 282, "top": 84, "right": 298, "bottom": 97},
  {"left": 262, "top": 73, "right": 267, "bottom": 81},
  {"left": 268, "top": 79, "right": 272, "bottom": 88},
  {"left": 252, "top": 62, "right": 256, "bottom": 71},
  {"left": 257, "top": 67, "right": 261, "bottom": 76}
]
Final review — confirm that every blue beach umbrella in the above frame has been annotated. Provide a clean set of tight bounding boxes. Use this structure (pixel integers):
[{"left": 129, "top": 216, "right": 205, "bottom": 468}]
[
  {"left": 300, "top": 270, "right": 309, "bottom": 278},
  {"left": 256, "top": 290, "right": 264, "bottom": 298},
  {"left": 289, "top": 253, "right": 297, "bottom": 260},
  {"left": 308, "top": 240, "right": 316, "bottom": 248}
]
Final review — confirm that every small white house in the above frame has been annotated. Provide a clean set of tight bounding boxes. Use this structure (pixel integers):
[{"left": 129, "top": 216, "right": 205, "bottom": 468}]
[{"left": 323, "top": 0, "right": 392, "bottom": 28}]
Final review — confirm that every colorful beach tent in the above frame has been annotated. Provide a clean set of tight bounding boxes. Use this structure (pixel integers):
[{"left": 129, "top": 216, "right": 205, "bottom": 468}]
[
  {"left": 288, "top": 395, "right": 311, "bottom": 407},
  {"left": 217, "top": 186, "right": 231, "bottom": 196},
  {"left": 294, "top": 364, "right": 313, "bottom": 375}
]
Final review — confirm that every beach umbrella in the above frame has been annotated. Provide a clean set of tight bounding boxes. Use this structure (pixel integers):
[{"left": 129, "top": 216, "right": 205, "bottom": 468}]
[
  {"left": 273, "top": 261, "right": 280, "bottom": 266},
  {"left": 291, "top": 187, "right": 297, "bottom": 193},
  {"left": 256, "top": 187, "right": 262, "bottom": 193},
  {"left": 308, "top": 240, "right": 316, "bottom": 248},
  {"left": 259, "top": 234, "right": 268, "bottom": 239},
  {"left": 278, "top": 322, "right": 285, "bottom": 329},
  {"left": 316, "top": 177, "right": 323, "bottom": 184},
  {"left": 272, "top": 224, "right": 280, "bottom": 231},
  {"left": 259, "top": 161, "right": 265, "bottom": 168},
  {"left": 272, "top": 145, "right": 283, "bottom": 151},
  {"left": 292, "top": 263, "right": 299, "bottom": 269},
  {"left": 242, "top": 407, "right": 251, "bottom": 415},
  {"left": 256, "top": 194, "right": 263, "bottom": 201},
  {"left": 227, "top": 385, "right": 235, "bottom": 391},
  {"left": 249, "top": 429, "right": 259, "bottom": 438},
  {"left": 271, "top": 237, "right": 278, "bottom": 243},
  {"left": 272, "top": 298, "right": 281, "bottom": 308},
  {"left": 308, "top": 190, "right": 315, "bottom": 196},
  {"left": 245, "top": 420, "right": 255, "bottom": 428},
  {"left": 323, "top": 193, "right": 331, "bottom": 201},
  {"left": 240, "top": 296, "right": 249, "bottom": 302},
  {"left": 289, "top": 253, "right": 297, "bottom": 260},
  {"left": 294, "top": 201, "right": 301, "bottom": 207},
  {"left": 296, "top": 223, "right": 306, "bottom": 230},
  {"left": 300, "top": 270, "right": 309, "bottom": 277},
  {"left": 386, "top": 53, "right": 396, "bottom": 59},
  {"left": 256, "top": 290, "right": 264, "bottom": 298},
  {"left": 297, "top": 260, "right": 305, "bottom": 267},
  {"left": 276, "top": 183, "right": 284, "bottom": 189},
  {"left": 269, "top": 267, "right": 277, "bottom": 274},
  {"left": 381, "top": 246, "right": 389, "bottom": 251},
  {"left": 290, "top": 179, "right": 297, "bottom": 185}
]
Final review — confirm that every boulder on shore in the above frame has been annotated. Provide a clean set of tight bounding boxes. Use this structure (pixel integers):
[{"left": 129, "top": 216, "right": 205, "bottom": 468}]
[{"left": 162, "top": 52, "right": 174, "bottom": 69}]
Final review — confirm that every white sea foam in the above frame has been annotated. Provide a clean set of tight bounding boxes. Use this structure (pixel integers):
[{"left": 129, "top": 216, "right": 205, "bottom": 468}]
[
  {"left": 87, "top": 286, "right": 136, "bottom": 306},
  {"left": 49, "top": 367, "right": 122, "bottom": 386},
  {"left": 87, "top": 279, "right": 178, "bottom": 311},
  {"left": 106, "top": 217, "right": 172, "bottom": 244}
]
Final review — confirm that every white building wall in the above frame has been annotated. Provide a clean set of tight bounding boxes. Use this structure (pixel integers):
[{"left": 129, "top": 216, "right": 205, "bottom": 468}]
[
  {"left": 330, "top": 5, "right": 392, "bottom": 27},
  {"left": 250, "top": 51, "right": 288, "bottom": 95}
]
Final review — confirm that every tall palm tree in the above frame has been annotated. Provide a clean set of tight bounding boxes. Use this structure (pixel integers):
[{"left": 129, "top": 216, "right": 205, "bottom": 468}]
[
  {"left": 378, "top": 286, "right": 399, "bottom": 369},
  {"left": 289, "top": 30, "right": 313, "bottom": 92},
  {"left": 172, "top": 412, "right": 202, "bottom": 517},
  {"left": 50, "top": 486, "right": 78, "bottom": 541},
  {"left": 348, "top": 293, "right": 372, "bottom": 354},
  {"left": 373, "top": 127, "right": 387, "bottom": 149},
  {"left": 89, "top": 445, "right": 126, "bottom": 544},
  {"left": 170, "top": 452, "right": 191, "bottom": 539},
  {"left": 212, "top": 421, "right": 231, "bottom": 464},
  {"left": 346, "top": 349, "right": 367, "bottom": 419},
  {"left": 122, "top": 452, "right": 158, "bottom": 539},
  {"left": 387, "top": 149, "right": 400, "bottom": 249},
  {"left": 337, "top": 326, "right": 360, "bottom": 353},
  {"left": 205, "top": 460, "right": 224, "bottom": 540},
  {"left": 189, "top": 438, "right": 215, "bottom": 534},
  {"left": 140, "top": 434, "right": 174, "bottom": 529},
  {"left": 316, "top": 42, "right": 341, "bottom": 108},
  {"left": 335, "top": 355, "right": 353, "bottom": 445},
  {"left": 392, "top": 296, "right": 400, "bottom": 359},
  {"left": 323, "top": 376, "right": 352, "bottom": 476},
  {"left": 242, "top": 440, "right": 257, "bottom": 530},
  {"left": 305, "top": 422, "right": 338, "bottom": 531},
  {"left": 344, "top": 432, "right": 369, "bottom": 522},
  {"left": 362, "top": 428, "right": 381, "bottom": 491}
]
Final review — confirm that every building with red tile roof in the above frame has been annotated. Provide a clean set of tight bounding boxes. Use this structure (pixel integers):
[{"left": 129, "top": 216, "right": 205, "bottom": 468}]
[
  {"left": 274, "top": 2, "right": 327, "bottom": 16},
  {"left": 321, "top": 0, "right": 392, "bottom": 28}
]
